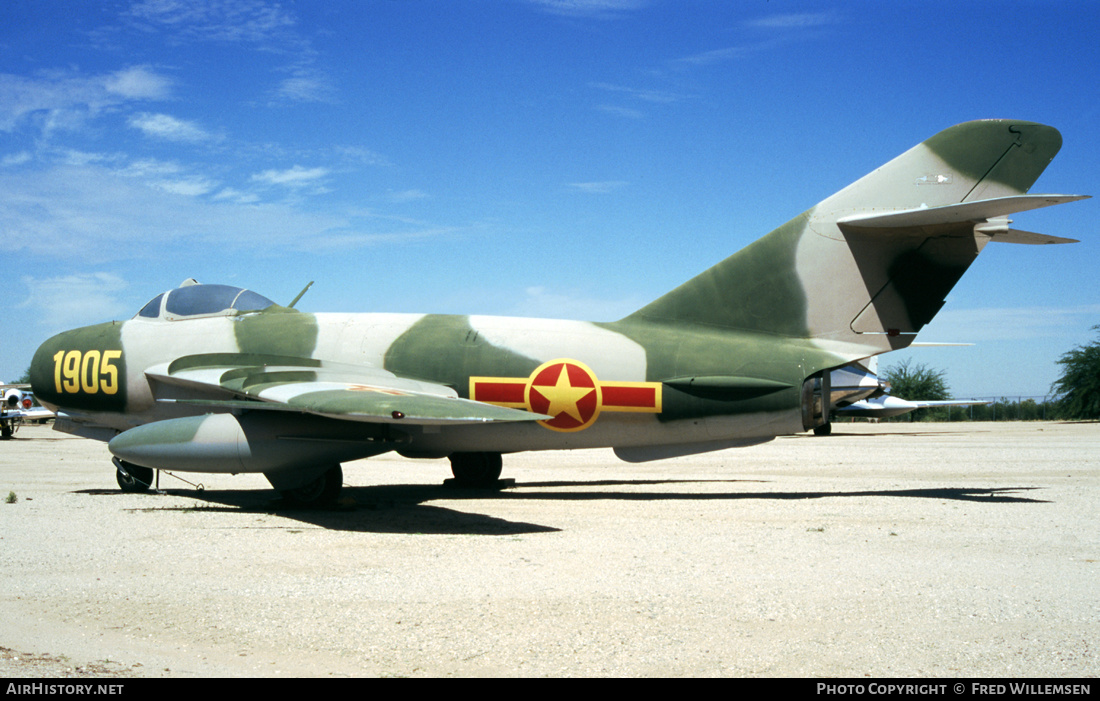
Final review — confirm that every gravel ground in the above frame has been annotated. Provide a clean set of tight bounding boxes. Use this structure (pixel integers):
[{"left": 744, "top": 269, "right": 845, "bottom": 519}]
[{"left": 0, "top": 420, "right": 1097, "bottom": 678}]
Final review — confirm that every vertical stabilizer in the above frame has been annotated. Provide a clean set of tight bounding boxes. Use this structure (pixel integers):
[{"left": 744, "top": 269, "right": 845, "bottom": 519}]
[{"left": 624, "top": 120, "right": 1076, "bottom": 357}]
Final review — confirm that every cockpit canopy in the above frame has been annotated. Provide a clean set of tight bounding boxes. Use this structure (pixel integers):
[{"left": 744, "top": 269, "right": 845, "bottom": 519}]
[{"left": 136, "top": 282, "right": 276, "bottom": 321}]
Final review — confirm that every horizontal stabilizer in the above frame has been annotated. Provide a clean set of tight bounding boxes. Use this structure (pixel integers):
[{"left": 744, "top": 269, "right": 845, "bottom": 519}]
[
  {"left": 837, "top": 194, "right": 1088, "bottom": 229},
  {"left": 983, "top": 228, "right": 1078, "bottom": 245}
]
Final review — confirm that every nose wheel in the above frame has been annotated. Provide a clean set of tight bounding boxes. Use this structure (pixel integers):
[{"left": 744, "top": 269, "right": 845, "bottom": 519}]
[{"left": 113, "top": 458, "right": 154, "bottom": 493}]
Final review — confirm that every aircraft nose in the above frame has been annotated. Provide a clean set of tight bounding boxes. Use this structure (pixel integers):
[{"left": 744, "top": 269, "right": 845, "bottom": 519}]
[
  {"left": 30, "top": 322, "right": 127, "bottom": 412},
  {"left": 29, "top": 332, "right": 65, "bottom": 404}
]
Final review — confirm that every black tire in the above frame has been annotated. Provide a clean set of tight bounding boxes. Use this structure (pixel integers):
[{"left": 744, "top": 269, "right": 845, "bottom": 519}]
[
  {"left": 449, "top": 452, "right": 503, "bottom": 487},
  {"left": 280, "top": 464, "right": 343, "bottom": 508},
  {"left": 813, "top": 422, "right": 833, "bottom": 436},
  {"left": 114, "top": 459, "right": 154, "bottom": 493}
]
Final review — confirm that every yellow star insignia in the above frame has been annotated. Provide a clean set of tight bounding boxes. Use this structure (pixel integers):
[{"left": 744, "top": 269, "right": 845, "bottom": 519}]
[{"left": 532, "top": 364, "right": 596, "bottom": 423}]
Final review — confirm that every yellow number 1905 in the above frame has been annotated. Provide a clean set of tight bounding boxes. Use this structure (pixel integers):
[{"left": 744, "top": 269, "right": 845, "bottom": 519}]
[{"left": 52, "top": 350, "right": 123, "bottom": 395}]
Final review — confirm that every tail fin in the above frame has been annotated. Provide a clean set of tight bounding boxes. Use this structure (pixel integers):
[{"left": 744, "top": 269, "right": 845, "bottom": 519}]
[{"left": 624, "top": 120, "right": 1086, "bottom": 355}]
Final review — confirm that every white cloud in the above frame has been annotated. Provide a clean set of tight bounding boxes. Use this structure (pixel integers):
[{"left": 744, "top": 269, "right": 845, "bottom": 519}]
[
  {"left": 333, "top": 145, "right": 389, "bottom": 167},
  {"left": 528, "top": 0, "right": 648, "bottom": 18},
  {"left": 919, "top": 305, "right": 1100, "bottom": 342},
  {"left": 114, "top": 157, "right": 218, "bottom": 195},
  {"left": 103, "top": 66, "right": 173, "bottom": 100},
  {"left": 128, "top": 113, "right": 214, "bottom": 143},
  {"left": 746, "top": 12, "right": 840, "bottom": 30},
  {"left": 127, "top": 0, "right": 297, "bottom": 44},
  {"left": 306, "top": 226, "right": 462, "bottom": 251},
  {"left": 151, "top": 177, "right": 219, "bottom": 197},
  {"left": 0, "top": 163, "right": 376, "bottom": 260},
  {"left": 0, "top": 66, "right": 173, "bottom": 133},
  {"left": 118, "top": 158, "right": 183, "bottom": 178},
  {"left": 596, "top": 105, "right": 644, "bottom": 119},
  {"left": 58, "top": 149, "right": 124, "bottom": 167},
  {"left": 124, "top": 2, "right": 333, "bottom": 112},
  {"left": 2, "top": 152, "right": 32, "bottom": 167},
  {"left": 19, "top": 273, "right": 129, "bottom": 328},
  {"left": 514, "top": 286, "right": 642, "bottom": 321},
  {"left": 213, "top": 187, "right": 260, "bottom": 203},
  {"left": 251, "top": 165, "right": 329, "bottom": 187},
  {"left": 674, "top": 46, "right": 751, "bottom": 67},
  {"left": 275, "top": 71, "right": 337, "bottom": 104},
  {"left": 568, "top": 181, "right": 627, "bottom": 194},
  {"left": 590, "top": 82, "right": 681, "bottom": 104},
  {"left": 384, "top": 189, "right": 429, "bottom": 203},
  {"left": 674, "top": 12, "right": 841, "bottom": 67}
]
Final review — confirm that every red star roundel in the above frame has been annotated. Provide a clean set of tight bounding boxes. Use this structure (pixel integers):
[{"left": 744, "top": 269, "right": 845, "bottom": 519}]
[
  {"left": 525, "top": 360, "right": 602, "bottom": 432},
  {"left": 469, "top": 358, "right": 662, "bottom": 433}
]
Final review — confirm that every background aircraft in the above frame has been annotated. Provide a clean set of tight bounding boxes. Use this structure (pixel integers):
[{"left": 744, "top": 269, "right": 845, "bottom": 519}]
[
  {"left": 835, "top": 394, "right": 991, "bottom": 420},
  {"left": 819, "top": 358, "right": 989, "bottom": 433},
  {"left": 1, "top": 386, "right": 55, "bottom": 439},
  {"left": 29, "top": 120, "right": 1087, "bottom": 506}
]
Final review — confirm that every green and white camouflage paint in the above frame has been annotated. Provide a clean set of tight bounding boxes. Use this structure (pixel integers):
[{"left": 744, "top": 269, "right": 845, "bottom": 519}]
[{"left": 29, "top": 120, "right": 1088, "bottom": 505}]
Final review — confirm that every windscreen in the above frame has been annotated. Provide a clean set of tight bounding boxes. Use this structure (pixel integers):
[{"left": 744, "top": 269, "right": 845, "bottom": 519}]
[{"left": 160, "top": 285, "right": 275, "bottom": 318}]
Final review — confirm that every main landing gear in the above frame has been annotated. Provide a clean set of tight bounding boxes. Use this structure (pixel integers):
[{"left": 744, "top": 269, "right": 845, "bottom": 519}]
[
  {"left": 447, "top": 452, "right": 506, "bottom": 488},
  {"left": 277, "top": 464, "right": 344, "bottom": 509}
]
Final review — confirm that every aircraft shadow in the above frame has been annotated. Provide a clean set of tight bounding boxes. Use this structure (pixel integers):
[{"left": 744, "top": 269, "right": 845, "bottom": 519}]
[
  {"left": 453, "top": 482, "right": 1048, "bottom": 504},
  {"left": 808, "top": 430, "right": 982, "bottom": 437},
  {"left": 107, "top": 486, "right": 561, "bottom": 536},
  {"left": 87, "top": 479, "right": 1049, "bottom": 535}
]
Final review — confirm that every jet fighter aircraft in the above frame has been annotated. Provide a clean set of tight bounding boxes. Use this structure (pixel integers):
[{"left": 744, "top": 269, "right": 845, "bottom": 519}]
[
  {"left": 2, "top": 386, "right": 55, "bottom": 438},
  {"left": 822, "top": 357, "right": 990, "bottom": 431},
  {"left": 30, "top": 120, "right": 1088, "bottom": 506}
]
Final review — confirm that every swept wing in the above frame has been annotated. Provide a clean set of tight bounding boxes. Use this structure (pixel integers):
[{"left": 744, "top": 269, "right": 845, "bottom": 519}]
[{"left": 146, "top": 352, "right": 550, "bottom": 425}]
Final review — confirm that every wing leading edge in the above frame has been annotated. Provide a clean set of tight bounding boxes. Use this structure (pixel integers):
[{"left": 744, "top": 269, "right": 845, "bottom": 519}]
[{"left": 146, "top": 353, "right": 551, "bottom": 425}]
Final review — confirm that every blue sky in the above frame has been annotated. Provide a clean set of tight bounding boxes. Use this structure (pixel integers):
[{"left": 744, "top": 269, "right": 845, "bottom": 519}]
[{"left": 3, "top": 0, "right": 1098, "bottom": 398}]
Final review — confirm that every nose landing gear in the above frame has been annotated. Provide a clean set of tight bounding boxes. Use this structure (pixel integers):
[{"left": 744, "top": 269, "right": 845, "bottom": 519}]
[{"left": 113, "top": 458, "right": 154, "bottom": 493}]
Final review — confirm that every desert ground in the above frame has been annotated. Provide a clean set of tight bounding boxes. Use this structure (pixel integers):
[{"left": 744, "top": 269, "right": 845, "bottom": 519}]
[{"left": 1, "top": 420, "right": 1097, "bottom": 677}]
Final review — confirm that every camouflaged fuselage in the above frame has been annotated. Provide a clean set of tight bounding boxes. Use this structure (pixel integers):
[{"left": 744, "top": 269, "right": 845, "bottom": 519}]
[{"left": 32, "top": 308, "right": 846, "bottom": 454}]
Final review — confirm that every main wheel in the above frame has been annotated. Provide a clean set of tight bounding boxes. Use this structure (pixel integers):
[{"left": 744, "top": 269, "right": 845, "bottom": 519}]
[
  {"left": 449, "top": 452, "right": 503, "bottom": 487},
  {"left": 813, "top": 422, "right": 833, "bottom": 436},
  {"left": 114, "top": 459, "right": 154, "bottom": 493},
  {"left": 280, "top": 464, "right": 343, "bottom": 508}
]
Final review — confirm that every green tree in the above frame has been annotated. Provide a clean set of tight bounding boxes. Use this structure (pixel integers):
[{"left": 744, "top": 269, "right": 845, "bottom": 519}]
[
  {"left": 881, "top": 359, "right": 951, "bottom": 421},
  {"left": 1051, "top": 326, "right": 1100, "bottom": 420}
]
